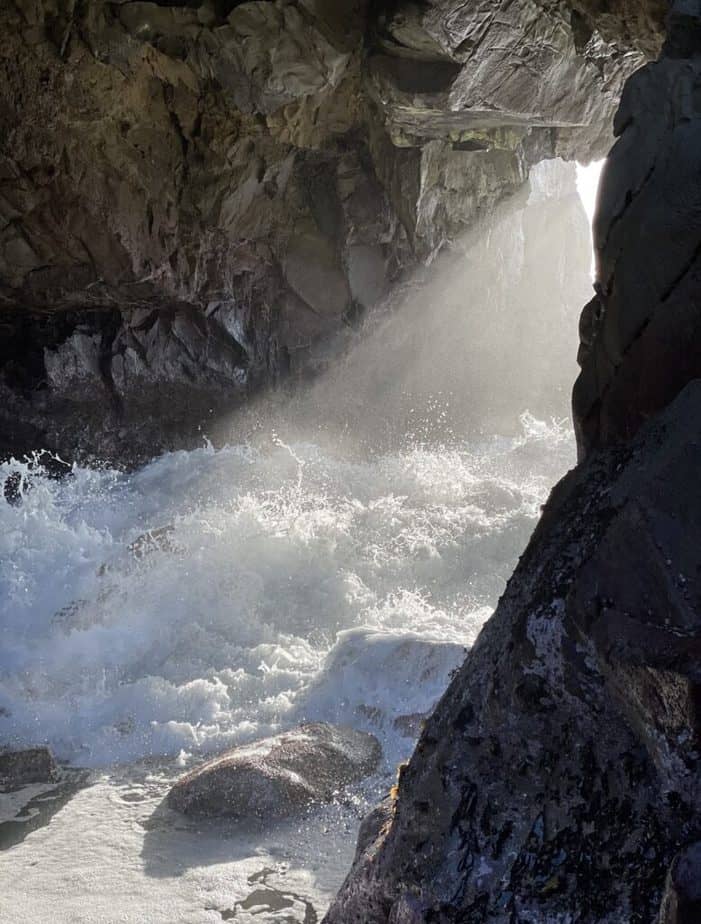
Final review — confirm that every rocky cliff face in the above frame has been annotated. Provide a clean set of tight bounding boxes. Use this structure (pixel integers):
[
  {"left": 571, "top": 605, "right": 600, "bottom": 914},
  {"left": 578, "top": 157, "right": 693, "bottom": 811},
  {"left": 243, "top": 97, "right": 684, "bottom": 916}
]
[
  {"left": 0, "top": 0, "right": 661, "bottom": 461},
  {"left": 574, "top": 1, "right": 701, "bottom": 456},
  {"left": 323, "top": 5, "right": 701, "bottom": 923},
  {"left": 325, "top": 382, "right": 701, "bottom": 924}
]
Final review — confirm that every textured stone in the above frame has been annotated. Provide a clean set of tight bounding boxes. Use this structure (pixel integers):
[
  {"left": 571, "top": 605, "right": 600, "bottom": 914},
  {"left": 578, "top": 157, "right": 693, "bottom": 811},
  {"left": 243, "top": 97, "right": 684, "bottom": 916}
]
[
  {"left": 370, "top": 0, "right": 648, "bottom": 158},
  {"left": 0, "top": 0, "right": 663, "bottom": 461},
  {"left": 167, "top": 722, "right": 381, "bottom": 820},
  {"left": 0, "top": 746, "right": 59, "bottom": 787},
  {"left": 659, "top": 842, "right": 701, "bottom": 924},
  {"left": 574, "top": 1, "right": 701, "bottom": 456},
  {"left": 323, "top": 380, "right": 701, "bottom": 924}
]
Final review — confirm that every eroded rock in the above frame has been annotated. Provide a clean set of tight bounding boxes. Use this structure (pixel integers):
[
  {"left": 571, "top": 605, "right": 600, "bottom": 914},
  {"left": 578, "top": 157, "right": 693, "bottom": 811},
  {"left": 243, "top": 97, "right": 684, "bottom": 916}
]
[
  {"left": 0, "top": 0, "right": 663, "bottom": 461},
  {"left": 0, "top": 746, "right": 59, "bottom": 787},
  {"left": 167, "top": 723, "right": 381, "bottom": 820},
  {"left": 323, "top": 381, "right": 701, "bottom": 923},
  {"left": 574, "top": 1, "right": 701, "bottom": 456}
]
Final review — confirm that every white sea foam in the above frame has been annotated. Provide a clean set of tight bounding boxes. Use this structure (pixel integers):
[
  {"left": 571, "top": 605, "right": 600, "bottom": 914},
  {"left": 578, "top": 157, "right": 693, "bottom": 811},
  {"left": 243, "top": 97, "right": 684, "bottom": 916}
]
[
  {"left": 0, "top": 158, "right": 592, "bottom": 924},
  {"left": 0, "top": 414, "right": 573, "bottom": 769}
]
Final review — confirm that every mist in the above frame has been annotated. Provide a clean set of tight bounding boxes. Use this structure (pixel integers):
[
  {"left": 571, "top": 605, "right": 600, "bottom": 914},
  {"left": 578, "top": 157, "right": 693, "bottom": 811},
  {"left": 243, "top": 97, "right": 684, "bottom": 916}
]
[
  {"left": 222, "top": 158, "right": 596, "bottom": 456},
  {"left": 1, "top": 156, "right": 602, "bottom": 923}
]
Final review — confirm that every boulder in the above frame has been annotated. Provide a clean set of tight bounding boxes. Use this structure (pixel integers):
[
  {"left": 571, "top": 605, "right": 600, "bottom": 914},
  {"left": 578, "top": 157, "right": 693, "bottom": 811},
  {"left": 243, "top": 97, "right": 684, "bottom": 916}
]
[
  {"left": 0, "top": 747, "right": 59, "bottom": 787},
  {"left": 167, "top": 723, "right": 381, "bottom": 820}
]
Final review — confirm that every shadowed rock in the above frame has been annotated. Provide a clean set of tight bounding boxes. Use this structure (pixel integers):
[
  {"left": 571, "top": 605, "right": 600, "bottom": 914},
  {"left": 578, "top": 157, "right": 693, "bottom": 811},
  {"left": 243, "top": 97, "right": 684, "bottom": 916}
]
[
  {"left": 0, "top": 0, "right": 663, "bottom": 462},
  {"left": 659, "top": 842, "right": 701, "bottom": 924},
  {"left": 323, "top": 379, "right": 701, "bottom": 922},
  {"left": 574, "top": 0, "right": 701, "bottom": 457},
  {"left": 0, "top": 747, "right": 59, "bottom": 787},
  {"left": 167, "top": 723, "right": 381, "bottom": 820}
]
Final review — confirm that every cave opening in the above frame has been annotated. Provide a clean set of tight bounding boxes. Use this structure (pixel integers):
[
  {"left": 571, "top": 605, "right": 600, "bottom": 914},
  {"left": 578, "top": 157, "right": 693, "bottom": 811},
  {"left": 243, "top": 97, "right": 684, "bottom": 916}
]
[{"left": 2, "top": 2, "right": 690, "bottom": 923}]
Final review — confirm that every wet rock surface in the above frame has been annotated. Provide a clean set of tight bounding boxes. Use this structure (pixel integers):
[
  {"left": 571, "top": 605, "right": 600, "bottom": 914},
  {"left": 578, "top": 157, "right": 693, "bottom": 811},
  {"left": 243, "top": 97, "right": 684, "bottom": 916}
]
[
  {"left": 167, "top": 723, "right": 381, "bottom": 820},
  {"left": 0, "top": 0, "right": 663, "bottom": 461},
  {"left": 323, "top": 379, "right": 701, "bottom": 924},
  {"left": 0, "top": 746, "right": 59, "bottom": 787}
]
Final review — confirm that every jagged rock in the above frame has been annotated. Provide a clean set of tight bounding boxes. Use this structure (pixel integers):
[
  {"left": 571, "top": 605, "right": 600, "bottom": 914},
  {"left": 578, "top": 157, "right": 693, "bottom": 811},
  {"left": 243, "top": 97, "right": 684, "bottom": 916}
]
[
  {"left": 369, "top": 0, "right": 645, "bottom": 158},
  {"left": 574, "top": 0, "right": 701, "bottom": 457},
  {"left": 571, "top": 0, "right": 668, "bottom": 58},
  {"left": 0, "top": 746, "right": 59, "bottom": 786},
  {"left": 323, "top": 381, "right": 701, "bottom": 922},
  {"left": 167, "top": 723, "right": 381, "bottom": 820},
  {"left": 0, "top": 0, "right": 663, "bottom": 461}
]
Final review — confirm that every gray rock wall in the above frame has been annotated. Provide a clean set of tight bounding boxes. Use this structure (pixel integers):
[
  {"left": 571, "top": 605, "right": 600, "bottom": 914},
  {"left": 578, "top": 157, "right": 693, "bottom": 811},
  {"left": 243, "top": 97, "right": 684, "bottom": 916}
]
[
  {"left": 0, "top": 0, "right": 663, "bottom": 460},
  {"left": 574, "top": 0, "right": 701, "bottom": 457}
]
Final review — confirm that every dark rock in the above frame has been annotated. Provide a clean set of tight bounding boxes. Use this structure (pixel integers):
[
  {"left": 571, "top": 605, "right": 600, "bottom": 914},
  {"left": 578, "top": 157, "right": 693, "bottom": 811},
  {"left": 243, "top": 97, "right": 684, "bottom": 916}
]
[
  {"left": 0, "top": 0, "right": 662, "bottom": 461},
  {"left": 323, "top": 381, "right": 701, "bottom": 923},
  {"left": 659, "top": 842, "right": 701, "bottom": 924},
  {"left": 167, "top": 723, "right": 381, "bottom": 820},
  {"left": 574, "top": 0, "right": 701, "bottom": 458},
  {"left": 3, "top": 470, "right": 26, "bottom": 506},
  {"left": 0, "top": 747, "right": 59, "bottom": 787},
  {"left": 2, "top": 450, "right": 72, "bottom": 506}
]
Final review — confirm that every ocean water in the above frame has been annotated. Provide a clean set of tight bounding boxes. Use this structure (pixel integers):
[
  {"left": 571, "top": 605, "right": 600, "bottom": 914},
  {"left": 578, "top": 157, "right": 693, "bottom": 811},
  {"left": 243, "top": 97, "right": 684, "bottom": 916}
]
[
  {"left": 0, "top": 416, "right": 573, "bottom": 923},
  {"left": 0, "top": 416, "right": 574, "bottom": 923},
  {"left": 0, "top": 159, "right": 597, "bottom": 923},
  {"left": 0, "top": 414, "right": 572, "bottom": 770}
]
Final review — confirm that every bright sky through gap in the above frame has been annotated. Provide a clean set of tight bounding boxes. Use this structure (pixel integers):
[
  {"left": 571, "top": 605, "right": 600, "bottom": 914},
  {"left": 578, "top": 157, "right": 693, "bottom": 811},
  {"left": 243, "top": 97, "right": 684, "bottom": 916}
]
[
  {"left": 576, "top": 159, "right": 604, "bottom": 278},
  {"left": 576, "top": 160, "right": 603, "bottom": 230}
]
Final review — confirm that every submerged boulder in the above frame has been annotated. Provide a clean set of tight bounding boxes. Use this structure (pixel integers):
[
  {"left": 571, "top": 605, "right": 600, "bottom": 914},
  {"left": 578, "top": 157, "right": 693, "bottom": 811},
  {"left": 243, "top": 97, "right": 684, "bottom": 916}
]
[
  {"left": 0, "top": 746, "right": 59, "bottom": 787},
  {"left": 167, "top": 723, "right": 381, "bottom": 820}
]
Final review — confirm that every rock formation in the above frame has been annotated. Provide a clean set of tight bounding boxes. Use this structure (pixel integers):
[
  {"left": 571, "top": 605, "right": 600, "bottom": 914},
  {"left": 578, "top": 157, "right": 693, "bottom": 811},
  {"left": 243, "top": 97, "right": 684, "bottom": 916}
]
[
  {"left": 574, "top": 0, "right": 701, "bottom": 457},
  {"left": 0, "top": 0, "right": 661, "bottom": 461},
  {"left": 0, "top": 746, "right": 59, "bottom": 786},
  {"left": 324, "top": 4, "right": 701, "bottom": 923},
  {"left": 167, "top": 722, "right": 381, "bottom": 820}
]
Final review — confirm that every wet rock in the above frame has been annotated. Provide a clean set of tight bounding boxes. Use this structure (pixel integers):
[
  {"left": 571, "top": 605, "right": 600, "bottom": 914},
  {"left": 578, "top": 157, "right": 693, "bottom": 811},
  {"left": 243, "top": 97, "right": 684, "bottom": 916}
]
[
  {"left": 2, "top": 451, "right": 72, "bottom": 506},
  {"left": 3, "top": 470, "right": 26, "bottom": 507},
  {"left": 324, "top": 381, "right": 701, "bottom": 923},
  {"left": 0, "top": 747, "right": 59, "bottom": 787},
  {"left": 167, "top": 723, "right": 381, "bottom": 820}
]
